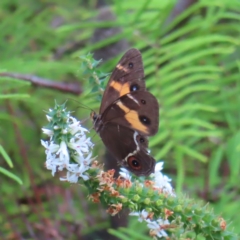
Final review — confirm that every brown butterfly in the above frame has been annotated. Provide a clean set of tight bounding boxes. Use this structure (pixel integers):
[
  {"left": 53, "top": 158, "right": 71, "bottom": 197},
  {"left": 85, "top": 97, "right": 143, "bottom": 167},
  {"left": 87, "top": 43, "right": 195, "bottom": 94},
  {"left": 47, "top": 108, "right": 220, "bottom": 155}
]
[{"left": 92, "top": 48, "right": 159, "bottom": 176}]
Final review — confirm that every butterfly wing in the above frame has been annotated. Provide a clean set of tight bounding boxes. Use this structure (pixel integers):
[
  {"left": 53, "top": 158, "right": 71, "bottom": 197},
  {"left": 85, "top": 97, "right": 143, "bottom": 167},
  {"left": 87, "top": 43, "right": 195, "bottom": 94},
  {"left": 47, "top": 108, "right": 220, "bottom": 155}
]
[
  {"left": 94, "top": 48, "right": 159, "bottom": 176},
  {"left": 99, "top": 122, "right": 156, "bottom": 176},
  {"left": 100, "top": 48, "right": 146, "bottom": 114},
  {"left": 101, "top": 91, "right": 159, "bottom": 136}
]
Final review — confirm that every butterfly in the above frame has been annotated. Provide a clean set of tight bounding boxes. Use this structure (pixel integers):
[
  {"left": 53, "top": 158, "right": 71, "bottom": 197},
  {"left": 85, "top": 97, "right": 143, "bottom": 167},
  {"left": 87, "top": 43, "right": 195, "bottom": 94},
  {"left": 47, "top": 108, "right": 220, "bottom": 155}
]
[{"left": 92, "top": 48, "right": 159, "bottom": 176}]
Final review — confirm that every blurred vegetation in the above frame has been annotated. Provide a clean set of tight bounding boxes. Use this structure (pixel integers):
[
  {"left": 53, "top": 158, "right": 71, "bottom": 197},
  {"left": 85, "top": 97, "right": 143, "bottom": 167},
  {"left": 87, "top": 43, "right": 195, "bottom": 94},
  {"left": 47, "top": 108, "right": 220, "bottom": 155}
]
[{"left": 0, "top": 0, "right": 240, "bottom": 239}]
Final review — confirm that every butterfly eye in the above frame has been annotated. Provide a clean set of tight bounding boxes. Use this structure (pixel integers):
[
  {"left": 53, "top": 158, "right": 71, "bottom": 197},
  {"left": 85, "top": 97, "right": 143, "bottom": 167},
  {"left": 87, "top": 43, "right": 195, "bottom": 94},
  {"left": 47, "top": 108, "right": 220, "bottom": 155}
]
[
  {"left": 141, "top": 99, "right": 146, "bottom": 104},
  {"left": 130, "top": 84, "right": 139, "bottom": 92},
  {"left": 139, "top": 137, "right": 145, "bottom": 143},
  {"left": 139, "top": 115, "right": 151, "bottom": 125},
  {"left": 91, "top": 112, "right": 97, "bottom": 121},
  {"left": 128, "top": 62, "right": 134, "bottom": 68},
  {"left": 127, "top": 156, "right": 141, "bottom": 170}
]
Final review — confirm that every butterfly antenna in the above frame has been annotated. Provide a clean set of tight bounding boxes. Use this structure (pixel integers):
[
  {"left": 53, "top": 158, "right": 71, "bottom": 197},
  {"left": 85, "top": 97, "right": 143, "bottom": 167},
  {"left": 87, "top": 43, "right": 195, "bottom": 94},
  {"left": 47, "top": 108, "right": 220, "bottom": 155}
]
[
  {"left": 90, "top": 131, "right": 102, "bottom": 145},
  {"left": 80, "top": 116, "right": 91, "bottom": 124},
  {"left": 67, "top": 97, "right": 95, "bottom": 112}
]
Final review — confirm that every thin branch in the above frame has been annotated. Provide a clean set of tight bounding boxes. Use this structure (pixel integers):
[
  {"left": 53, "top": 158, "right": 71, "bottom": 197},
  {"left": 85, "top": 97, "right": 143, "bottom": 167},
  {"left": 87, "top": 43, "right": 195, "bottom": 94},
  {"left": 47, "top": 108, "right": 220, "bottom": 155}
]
[{"left": 0, "top": 72, "right": 82, "bottom": 95}]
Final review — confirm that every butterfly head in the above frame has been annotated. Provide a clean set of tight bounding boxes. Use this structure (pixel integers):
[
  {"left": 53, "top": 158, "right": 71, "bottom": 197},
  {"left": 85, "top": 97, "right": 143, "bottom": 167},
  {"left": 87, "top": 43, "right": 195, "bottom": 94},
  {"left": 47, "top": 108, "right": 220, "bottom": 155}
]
[
  {"left": 90, "top": 111, "right": 98, "bottom": 122},
  {"left": 90, "top": 111, "right": 102, "bottom": 132}
]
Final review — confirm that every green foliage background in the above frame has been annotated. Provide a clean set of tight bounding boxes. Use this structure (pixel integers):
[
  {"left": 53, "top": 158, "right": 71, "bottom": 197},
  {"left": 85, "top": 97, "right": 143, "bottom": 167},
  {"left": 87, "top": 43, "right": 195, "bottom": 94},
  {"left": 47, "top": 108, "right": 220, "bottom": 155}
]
[{"left": 0, "top": 0, "right": 239, "bottom": 239}]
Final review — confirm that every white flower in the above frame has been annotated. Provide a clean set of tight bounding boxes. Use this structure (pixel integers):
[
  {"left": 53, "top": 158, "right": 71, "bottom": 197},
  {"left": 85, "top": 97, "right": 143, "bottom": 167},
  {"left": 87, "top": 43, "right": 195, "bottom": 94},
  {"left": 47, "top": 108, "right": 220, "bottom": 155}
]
[
  {"left": 42, "top": 128, "right": 54, "bottom": 137},
  {"left": 68, "top": 117, "right": 88, "bottom": 135},
  {"left": 42, "top": 107, "right": 94, "bottom": 183},
  {"left": 41, "top": 140, "right": 68, "bottom": 176},
  {"left": 119, "top": 168, "right": 132, "bottom": 180},
  {"left": 62, "top": 129, "right": 68, "bottom": 134},
  {"left": 147, "top": 218, "right": 169, "bottom": 238},
  {"left": 154, "top": 162, "right": 164, "bottom": 172},
  {"left": 41, "top": 140, "right": 59, "bottom": 159},
  {"left": 46, "top": 115, "right": 52, "bottom": 122},
  {"left": 129, "top": 210, "right": 170, "bottom": 238},
  {"left": 129, "top": 210, "right": 149, "bottom": 222},
  {"left": 72, "top": 151, "right": 94, "bottom": 168},
  {"left": 45, "top": 153, "right": 58, "bottom": 175},
  {"left": 60, "top": 162, "right": 90, "bottom": 183},
  {"left": 68, "top": 135, "right": 93, "bottom": 156},
  {"left": 57, "top": 141, "right": 70, "bottom": 164},
  {"left": 152, "top": 162, "right": 174, "bottom": 195}
]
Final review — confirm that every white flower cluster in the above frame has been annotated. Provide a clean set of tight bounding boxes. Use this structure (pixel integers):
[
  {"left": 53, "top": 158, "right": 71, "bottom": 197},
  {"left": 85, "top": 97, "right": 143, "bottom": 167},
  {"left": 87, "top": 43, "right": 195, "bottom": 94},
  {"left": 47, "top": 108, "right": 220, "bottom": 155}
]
[
  {"left": 152, "top": 162, "right": 174, "bottom": 196},
  {"left": 41, "top": 110, "right": 94, "bottom": 183},
  {"left": 121, "top": 162, "right": 174, "bottom": 239},
  {"left": 130, "top": 210, "right": 169, "bottom": 238}
]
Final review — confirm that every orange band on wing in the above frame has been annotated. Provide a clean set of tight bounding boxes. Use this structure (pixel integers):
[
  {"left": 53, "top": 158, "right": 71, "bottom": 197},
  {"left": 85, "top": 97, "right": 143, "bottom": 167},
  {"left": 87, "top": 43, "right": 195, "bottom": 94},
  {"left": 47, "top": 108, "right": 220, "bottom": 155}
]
[
  {"left": 116, "top": 64, "right": 128, "bottom": 72},
  {"left": 110, "top": 81, "right": 130, "bottom": 97},
  {"left": 116, "top": 102, "right": 149, "bottom": 134}
]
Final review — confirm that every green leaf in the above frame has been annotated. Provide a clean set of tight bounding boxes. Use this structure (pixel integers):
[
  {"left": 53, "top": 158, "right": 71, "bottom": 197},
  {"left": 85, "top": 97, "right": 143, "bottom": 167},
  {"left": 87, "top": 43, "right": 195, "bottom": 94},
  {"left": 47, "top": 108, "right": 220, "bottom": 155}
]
[
  {"left": 0, "top": 167, "right": 22, "bottom": 184},
  {"left": 177, "top": 144, "right": 208, "bottom": 163},
  {"left": 226, "top": 131, "right": 240, "bottom": 182},
  {"left": 0, "top": 145, "right": 13, "bottom": 167},
  {"left": 209, "top": 146, "right": 224, "bottom": 187},
  {"left": 0, "top": 94, "right": 29, "bottom": 99}
]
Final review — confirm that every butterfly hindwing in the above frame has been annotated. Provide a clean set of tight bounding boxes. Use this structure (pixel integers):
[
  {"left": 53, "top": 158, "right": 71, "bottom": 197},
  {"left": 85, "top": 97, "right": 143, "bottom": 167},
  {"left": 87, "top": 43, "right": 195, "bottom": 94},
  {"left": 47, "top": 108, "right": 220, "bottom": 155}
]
[
  {"left": 100, "top": 49, "right": 146, "bottom": 114},
  {"left": 99, "top": 123, "right": 156, "bottom": 176}
]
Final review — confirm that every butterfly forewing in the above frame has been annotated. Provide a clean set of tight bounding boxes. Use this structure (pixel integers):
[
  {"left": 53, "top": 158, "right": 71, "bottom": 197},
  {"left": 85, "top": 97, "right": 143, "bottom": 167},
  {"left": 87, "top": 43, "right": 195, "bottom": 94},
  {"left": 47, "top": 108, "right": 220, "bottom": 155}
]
[
  {"left": 99, "top": 123, "right": 155, "bottom": 176},
  {"left": 100, "top": 48, "right": 146, "bottom": 114},
  {"left": 101, "top": 91, "right": 159, "bottom": 136}
]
